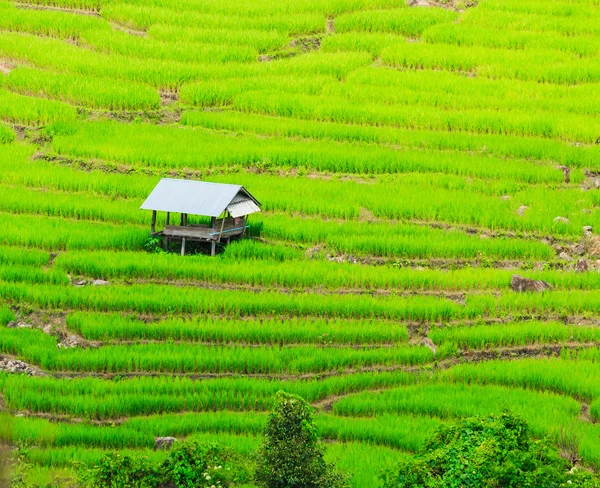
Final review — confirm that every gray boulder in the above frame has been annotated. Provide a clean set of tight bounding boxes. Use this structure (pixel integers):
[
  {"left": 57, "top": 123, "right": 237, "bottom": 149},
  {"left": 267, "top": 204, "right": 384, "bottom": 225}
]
[{"left": 510, "top": 274, "right": 552, "bottom": 293}]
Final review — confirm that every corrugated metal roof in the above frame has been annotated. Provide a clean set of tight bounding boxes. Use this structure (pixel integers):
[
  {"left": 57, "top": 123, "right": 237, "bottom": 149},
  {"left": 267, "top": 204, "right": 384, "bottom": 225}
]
[
  {"left": 228, "top": 199, "right": 261, "bottom": 218},
  {"left": 140, "top": 178, "right": 261, "bottom": 217}
]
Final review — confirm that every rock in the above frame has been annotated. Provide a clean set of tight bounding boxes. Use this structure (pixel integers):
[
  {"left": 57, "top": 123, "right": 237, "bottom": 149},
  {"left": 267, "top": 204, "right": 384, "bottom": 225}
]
[
  {"left": 17, "top": 322, "right": 31, "bottom": 329},
  {"left": 91, "top": 279, "right": 110, "bottom": 286},
  {"left": 6, "top": 321, "right": 17, "bottom": 328},
  {"left": 559, "top": 252, "right": 572, "bottom": 261},
  {"left": 419, "top": 338, "right": 437, "bottom": 355},
  {"left": 0, "top": 358, "right": 35, "bottom": 375},
  {"left": 410, "top": 0, "right": 430, "bottom": 5},
  {"left": 557, "top": 165, "right": 571, "bottom": 183},
  {"left": 571, "top": 244, "right": 586, "bottom": 257},
  {"left": 517, "top": 205, "right": 528, "bottom": 216},
  {"left": 576, "top": 259, "right": 589, "bottom": 273},
  {"left": 479, "top": 234, "right": 489, "bottom": 239},
  {"left": 554, "top": 216, "right": 570, "bottom": 224},
  {"left": 500, "top": 195, "right": 511, "bottom": 201},
  {"left": 583, "top": 226, "right": 593, "bottom": 236},
  {"left": 74, "top": 279, "right": 87, "bottom": 287},
  {"left": 510, "top": 274, "right": 552, "bottom": 293},
  {"left": 155, "top": 437, "right": 178, "bottom": 450},
  {"left": 57, "top": 335, "right": 81, "bottom": 349},
  {"left": 590, "top": 236, "right": 600, "bottom": 258}
]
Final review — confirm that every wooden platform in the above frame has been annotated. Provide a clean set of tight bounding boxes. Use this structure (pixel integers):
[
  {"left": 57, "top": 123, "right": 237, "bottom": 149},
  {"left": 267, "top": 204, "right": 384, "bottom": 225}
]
[{"left": 161, "top": 223, "right": 247, "bottom": 242}]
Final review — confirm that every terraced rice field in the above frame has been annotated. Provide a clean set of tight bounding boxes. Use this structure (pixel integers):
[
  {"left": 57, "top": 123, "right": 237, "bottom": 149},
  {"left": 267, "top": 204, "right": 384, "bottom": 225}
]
[{"left": 2, "top": 0, "right": 600, "bottom": 485}]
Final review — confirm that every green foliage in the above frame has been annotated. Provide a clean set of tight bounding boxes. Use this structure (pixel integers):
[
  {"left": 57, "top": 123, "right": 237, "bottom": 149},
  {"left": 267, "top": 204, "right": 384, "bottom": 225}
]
[
  {"left": 255, "top": 391, "right": 350, "bottom": 488},
  {"left": 79, "top": 441, "right": 248, "bottom": 488},
  {"left": 78, "top": 452, "right": 159, "bottom": 488},
  {"left": 380, "top": 412, "right": 599, "bottom": 488},
  {"left": 161, "top": 441, "right": 245, "bottom": 488}
]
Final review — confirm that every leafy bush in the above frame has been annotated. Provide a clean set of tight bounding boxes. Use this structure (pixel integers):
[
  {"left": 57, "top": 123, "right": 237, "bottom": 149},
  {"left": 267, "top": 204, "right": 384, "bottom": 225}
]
[
  {"left": 161, "top": 441, "right": 245, "bottom": 488},
  {"left": 79, "top": 452, "right": 159, "bottom": 488},
  {"left": 79, "top": 441, "right": 249, "bottom": 488},
  {"left": 255, "top": 391, "right": 350, "bottom": 488},
  {"left": 380, "top": 412, "right": 600, "bottom": 488}
]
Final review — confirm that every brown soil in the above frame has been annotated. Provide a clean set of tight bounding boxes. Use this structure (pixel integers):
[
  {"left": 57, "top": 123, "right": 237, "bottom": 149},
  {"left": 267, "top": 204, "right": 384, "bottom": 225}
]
[
  {"left": 580, "top": 403, "right": 592, "bottom": 423},
  {"left": 0, "top": 60, "right": 15, "bottom": 75},
  {"left": 14, "top": 2, "right": 99, "bottom": 16},
  {"left": 110, "top": 22, "right": 146, "bottom": 37},
  {"left": 160, "top": 90, "right": 179, "bottom": 106}
]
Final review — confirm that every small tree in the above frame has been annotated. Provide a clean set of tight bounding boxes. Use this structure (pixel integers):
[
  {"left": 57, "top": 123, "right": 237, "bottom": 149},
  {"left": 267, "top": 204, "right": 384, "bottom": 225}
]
[
  {"left": 255, "top": 391, "right": 349, "bottom": 488},
  {"left": 381, "top": 412, "right": 600, "bottom": 488}
]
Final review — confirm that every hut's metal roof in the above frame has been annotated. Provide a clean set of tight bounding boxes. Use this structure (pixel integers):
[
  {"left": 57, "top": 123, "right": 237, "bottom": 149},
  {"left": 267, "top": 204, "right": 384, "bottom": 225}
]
[{"left": 140, "top": 178, "right": 261, "bottom": 217}]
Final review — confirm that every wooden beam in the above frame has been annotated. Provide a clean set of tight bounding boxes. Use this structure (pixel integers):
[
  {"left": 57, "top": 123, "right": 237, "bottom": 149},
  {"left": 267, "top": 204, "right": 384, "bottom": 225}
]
[
  {"left": 217, "top": 216, "right": 226, "bottom": 243},
  {"left": 164, "top": 212, "right": 170, "bottom": 250},
  {"left": 211, "top": 240, "right": 216, "bottom": 257},
  {"left": 151, "top": 210, "right": 157, "bottom": 234}
]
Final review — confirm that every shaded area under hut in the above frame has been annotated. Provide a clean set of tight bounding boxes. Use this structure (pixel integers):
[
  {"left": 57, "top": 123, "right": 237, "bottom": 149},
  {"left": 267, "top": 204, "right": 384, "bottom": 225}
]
[{"left": 141, "top": 178, "right": 261, "bottom": 256}]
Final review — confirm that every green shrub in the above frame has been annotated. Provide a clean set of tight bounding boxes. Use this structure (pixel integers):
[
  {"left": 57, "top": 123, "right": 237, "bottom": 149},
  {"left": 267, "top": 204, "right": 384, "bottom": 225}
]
[
  {"left": 255, "top": 391, "right": 350, "bottom": 488},
  {"left": 380, "top": 412, "right": 600, "bottom": 488}
]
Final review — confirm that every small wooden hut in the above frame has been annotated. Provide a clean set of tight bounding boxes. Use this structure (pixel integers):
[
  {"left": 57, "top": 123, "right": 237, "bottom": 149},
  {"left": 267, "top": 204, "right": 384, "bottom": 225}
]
[{"left": 140, "top": 178, "right": 261, "bottom": 256}]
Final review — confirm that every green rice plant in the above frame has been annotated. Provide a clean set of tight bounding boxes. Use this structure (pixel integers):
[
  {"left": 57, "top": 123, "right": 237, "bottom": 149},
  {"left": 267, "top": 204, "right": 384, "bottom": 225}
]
[
  {"left": 147, "top": 25, "right": 289, "bottom": 53},
  {"left": 100, "top": 3, "right": 325, "bottom": 34},
  {"left": 0, "top": 87, "right": 76, "bottom": 125},
  {"left": 0, "top": 279, "right": 471, "bottom": 320},
  {"left": 320, "top": 32, "right": 406, "bottom": 56},
  {"left": 0, "top": 324, "right": 433, "bottom": 374},
  {"left": 326, "top": 442, "right": 411, "bottom": 488},
  {"left": 0, "top": 369, "right": 419, "bottom": 418},
  {"left": 53, "top": 248, "right": 553, "bottom": 292},
  {"left": 318, "top": 413, "right": 441, "bottom": 451},
  {"left": 0, "top": 264, "right": 69, "bottom": 286},
  {"left": 3, "top": 67, "right": 161, "bottom": 110},
  {"left": 0, "top": 245, "right": 50, "bottom": 267},
  {"left": 423, "top": 23, "right": 600, "bottom": 57},
  {"left": 335, "top": 7, "right": 457, "bottom": 37},
  {"left": 182, "top": 110, "right": 600, "bottom": 170},
  {"left": 0, "top": 182, "right": 145, "bottom": 225},
  {"left": 230, "top": 89, "right": 600, "bottom": 143},
  {"left": 461, "top": 2, "right": 600, "bottom": 37},
  {"left": 81, "top": 28, "right": 258, "bottom": 64},
  {"left": 381, "top": 41, "right": 600, "bottom": 85},
  {"left": 330, "top": 382, "right": 600, "bottom": 465},
  {"left": 65, "top": 312, "right": 408, "bottom": 344},
  {"left": 0, "top": 212, "right": 147, "bottom": 250},
  {"left": 428, "top": 322, "right": 600, "bottom": 350},
  {"left": 0, "top": 123, "right": 14, "bottom": 144},
  {"left": 181, "top": 112, "right": 574, "bottom": 183},
  {"left": 11, "top": 0, "right": 102, "bottom": 11},
  {"left": 0, "top": 306, "right": 14, "bottom": 326},
  {"left": 442, "top": 358, "right": 600, "bottom": 401},
  {"left": 0, "top": 142, "right": 157, "bottom": 199},
  {"left": 51, "top": 249, "right": 600, "bottom": 292},
  {"left": 0, "top": 1, "right": 106, "bottom": 39}
]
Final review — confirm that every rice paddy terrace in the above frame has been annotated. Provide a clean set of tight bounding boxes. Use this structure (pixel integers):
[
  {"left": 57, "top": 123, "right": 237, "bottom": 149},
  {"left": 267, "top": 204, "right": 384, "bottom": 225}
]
[{"left": 3, "top": 0, "right": 600, "bottom": 485}]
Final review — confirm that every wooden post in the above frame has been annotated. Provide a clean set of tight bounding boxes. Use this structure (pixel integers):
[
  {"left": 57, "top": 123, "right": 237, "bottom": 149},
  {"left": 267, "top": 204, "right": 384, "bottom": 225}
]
[
  {"left": 183, "top": 214, "right": 188, "bottom": 226},
  {"left": 211, "top": 240, "right": 216, "bottom": 257},
  {"left": 181, "top": 237, "right": 186, "bottom": 256},
  {"left": 217, "top": 216, "right": 226, "bottom": 243},
  {"left": 151, "top": 210, "right": 157, "bottom": 234},
  {"left": 164, "top": 212, "right": 170, "bottom": 251},
  {"left": 180, "top": 213, "right": 185, "bottom": 226}
]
